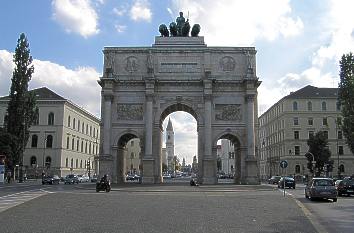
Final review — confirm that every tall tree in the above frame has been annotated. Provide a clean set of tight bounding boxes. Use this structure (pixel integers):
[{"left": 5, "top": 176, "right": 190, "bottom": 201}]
[
  {"left": 338, "top": 52, "right": 354, "bottom": 154},
  {"left": 5, "top": 33, "right": 37, "bottom": 180},
  {"left": 305, "top": 131, "right": 331, "bottom": 177}
]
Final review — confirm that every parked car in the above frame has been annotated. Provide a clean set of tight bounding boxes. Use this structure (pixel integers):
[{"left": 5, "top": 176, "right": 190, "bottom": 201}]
[
  {"left": 64, "top": 174, "right": 79, "bottom": 184},
  {"left": 268, "top": 176, "right": 281, "bottom": 184},
  {"left": 91, "top": 175, "right": 98, "bottom": 182},
  {"left": 305, "top": 178, "right": 337, "bottom": 202},
  {"left": 78, "top": 174, "right": 90, "bottom": 182},
  {"left": 42, "top": 175, "right": 60, "bottom": 185},
  {"left": 336, "top": 178, "right": 354, "bottom": 196},
  {"left": 278, "top": 177, "right": 296, "bottom": 189}
]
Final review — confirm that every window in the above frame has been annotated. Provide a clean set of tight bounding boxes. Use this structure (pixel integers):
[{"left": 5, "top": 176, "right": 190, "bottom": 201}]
[
  {"left": 66, "top": 137, "right": 70, "bottom": 149},
  {"left": 80, "top": 160, "right": 83, "bottom": 168},
  {"left": 293, "top": 117, "right": 299, "bottom": 126},
  {"left": 86, "top": 125, "right": 88, "bottom": 135},
  {"left": 45, "top": 156, "right": 51, "bottom": 168},
  {"left": 71, "top": 158, "right": 73, "bottom": 168},
  {"left": 295, "top": 165, "right": 301, "bottom": 174},
  {"left": 323, "top": 131, "right": 328, "bottom": 139},
  {"left": 33, "top": 111, "right": 39, "bottom": 125},
  {"left": 338, "top": 146, "right": 344, "bottom": 155},
  {"left": 81, "top": 141, "right": 84, "bottom": 152},
  {"left": 77, "top": 139, "right": 79, "bottom": 151},
  {"left": 336, "top": 101, "right": 341, "bottom": 111},
  {"left": 322, "top": 117, "right": 328, "bottom": 126},
  {"left": 31, "top": 135, "right": 38, "bottom": 148},
  {"left": 309, "top": 131, "right": 314, "bottom": 139},
  {"left": 46, "top": 135, "right": 53, "bottom": 148},
  {"left": 89, "top": 142, "right": 92, "bottom": 154},
  {"left": 93, "top": 128, "right": 95, "bottom": 137},
  {"left": 294, "top": 131, "right": 299, "bottom": 140},
  {"left": 168, "top": 135, "right": 171, "bottom": 140},
  {"left": 68, "top": 116, "right": 71, "bottom": 127},
  {"left": 78, "top": 120, "right": 80, "bottom": 131},
  {"left": 338, "top": 131, "right": 343, "bottom": 139},
  {"left": 85, "top": 142, "right": 87, "bottom": 153},
  {"left": 321, "top": 101, "right": 327, "bottom": 111},
  {"left": 30, "top": 156, "right": 37, "bottom": 166},
  {"left": 71, "top": 138, "right": 75, "bottom": 150},
  {"left": 339, "top": 164, "right": 345, "bottom": 173},
  {"left": 73, "top": 118, "right": 76, "bottom": 130},
  {"left": 90, "top": 126, "right": 92, "bottom": 136},
  {"left": 82, "top": 122, "right": 84, "bottom": 133},
  {"left": 65, "top": 158, "right": 68, "bottom": 167},
  {"left": 307, "top": 101, "right": 312, "bottom": 111},
  {"left": 293, "top": 101, "right": 298, "bottom": 111},
  {"left": 294, "top": 146, "right": 300, "bottom": 155},
  {"left": 48, "top": 112, "right": 54, "bottom": 125},
  {"left": 76, "top": 159, "right": 78, "bottom": 168},
  {"left": 308, "top": 118, "right": 313, "bottom": 126}
]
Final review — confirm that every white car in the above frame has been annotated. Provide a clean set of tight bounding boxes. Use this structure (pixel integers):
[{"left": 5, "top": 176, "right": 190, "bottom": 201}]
[{"left": 78, "top": 174, "right": 90, "bottom": 182}]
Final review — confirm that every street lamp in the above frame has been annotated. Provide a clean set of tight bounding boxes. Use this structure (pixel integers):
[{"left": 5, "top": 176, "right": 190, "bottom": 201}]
[{"left": 306, "top": 151, "right": 316, "bottom": 177}]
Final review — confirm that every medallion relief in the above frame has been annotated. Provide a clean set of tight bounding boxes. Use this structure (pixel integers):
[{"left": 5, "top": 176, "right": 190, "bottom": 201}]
[
  {"left": 219, "top": 56, "right": 235, "bottom": 72},
  {"left": 117, "top": 104, "right": 143, "bottom": 120},
  {"left": 215, "top": 104, "right": 242, "bottom": 121},
  {"left": 125, "top": 56, "right": 139, "bottom": 73}
]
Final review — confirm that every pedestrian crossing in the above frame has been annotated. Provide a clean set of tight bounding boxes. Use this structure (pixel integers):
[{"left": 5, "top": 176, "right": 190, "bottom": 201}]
[{"left": 0, "top": 189, "right": 50, "bottom": 213}]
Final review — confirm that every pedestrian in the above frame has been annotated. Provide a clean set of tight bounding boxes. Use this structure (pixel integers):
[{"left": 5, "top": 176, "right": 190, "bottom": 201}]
[{"left": 6, "top": 171, "right": 11, "bottom": 183}]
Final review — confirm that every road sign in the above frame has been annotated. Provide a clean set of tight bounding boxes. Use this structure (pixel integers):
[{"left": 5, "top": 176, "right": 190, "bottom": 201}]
[{"left": 280, "top": 160, "right": 288, "bottom": 169}]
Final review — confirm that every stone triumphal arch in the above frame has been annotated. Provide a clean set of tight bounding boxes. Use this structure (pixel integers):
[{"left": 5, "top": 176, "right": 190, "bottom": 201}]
[{"left": 98, "top": 35, "right": 261, "bottom": 184}]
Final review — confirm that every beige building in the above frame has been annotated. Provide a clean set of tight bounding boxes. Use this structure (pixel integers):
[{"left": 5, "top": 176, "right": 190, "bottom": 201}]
[
  {"left": 258, "top": 85, "right": 354, "bottom": 180},
  {"left": 0, "top": 87, "right": 100, "bottom": 178},
  {"left": 125, "top": 138, "right": 141, "bottom": 175}
]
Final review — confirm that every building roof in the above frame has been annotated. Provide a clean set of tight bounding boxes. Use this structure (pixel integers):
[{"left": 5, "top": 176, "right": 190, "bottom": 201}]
[
  {"left": 0, "top": 87, "right": 66, "bottom": 101},
  {"left": 166, "top": 117, "right": 173, "bottom": 131},
  {"left": 283, "top": 85, "right": 338, "bottom": 99}
]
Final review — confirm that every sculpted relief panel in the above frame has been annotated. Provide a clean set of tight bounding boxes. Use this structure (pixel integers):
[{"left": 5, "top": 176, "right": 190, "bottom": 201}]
[
  {"left": 117, "top": 104, "right": 143, "bottom": 120},
  {"left": 215, "top": 104, "right": 242, "bottom": 121},
  {"left": 219, "top": 56, "right": 236, "bottom": 72}
]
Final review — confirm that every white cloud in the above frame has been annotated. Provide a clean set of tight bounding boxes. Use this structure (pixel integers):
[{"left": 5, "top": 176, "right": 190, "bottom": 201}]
[
  {"left": 52, "top": 0, "right": 99, "bottom": 38},
  {"left": 130, "top": 0, "right": 152, "bottom": 22},
  {"left": 115, "top": 24, "right": 127, "bottom": 33},
  {"left": 0, "top": 50, "right": 101, "bottom": 117},
  {"left": 170, "top": 0, "right": 303, "bottom": 46},
  {"left": 113, "top": 6, "right": 127, "bottom": 16}
]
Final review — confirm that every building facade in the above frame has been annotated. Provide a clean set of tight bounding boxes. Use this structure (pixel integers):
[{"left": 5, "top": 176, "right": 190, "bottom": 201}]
[
  {"left": 0, "top": 87, "right": 101, "bottom": 178},
  {"left": 217, "top": 139, "right": 235, "bottom": 175},
  {"left": 258, "top": 85, "right": 354, "bottom": 180},
  {"left": 125, "top": 138, "right": 141, "bottom": 175}
]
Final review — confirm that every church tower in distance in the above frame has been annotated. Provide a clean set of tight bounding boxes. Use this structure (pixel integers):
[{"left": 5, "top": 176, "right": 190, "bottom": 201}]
[{"left": 166, "top": 118, "right": 175, "bottom": 172}]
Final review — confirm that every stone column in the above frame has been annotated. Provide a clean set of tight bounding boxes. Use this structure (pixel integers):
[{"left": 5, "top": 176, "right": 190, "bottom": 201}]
[
  {"left": 244, "top": 94, "right": 259, "bottom": 184},
  {"left": 202, "top": 78, "right": 217, "bottom": 184},
  {"left": 99, "top": 94, "right": 114, "bottom": 177},
  {"left": 142, "top": 94, "right": 155, "bottom": 183}
]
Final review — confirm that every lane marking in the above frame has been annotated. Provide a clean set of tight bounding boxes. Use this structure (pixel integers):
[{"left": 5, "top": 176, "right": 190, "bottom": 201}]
[{"left": 0, "top": 190, "right": 49, "bottom": 213}]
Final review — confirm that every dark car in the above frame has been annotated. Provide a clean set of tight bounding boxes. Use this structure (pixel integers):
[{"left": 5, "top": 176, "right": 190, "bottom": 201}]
[
  {"left": 42, "top": 175, "right": 60, "bottom": 185},
  {"left": 268, "top": 176, "right": 281, "bottom": 184},
  {"left": 64, "top": 174, "right": 79, "bottom": 184},
  {"left": 336, "top": 178, "right": 354, "bottom": 196},
  {"left": 278, "top": 177, "right": 296, "bottom": 189},
  {"left": 305, "top": 178, "right": 337, "bottom": 202}
]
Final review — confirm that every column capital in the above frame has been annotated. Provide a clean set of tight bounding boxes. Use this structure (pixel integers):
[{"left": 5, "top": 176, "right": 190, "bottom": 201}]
[
  {"left": 245, "top": 94, "right": 256, "bottom": 102},
  {"left": 103, "top": 94, "right": 114, "bottom": 102}
]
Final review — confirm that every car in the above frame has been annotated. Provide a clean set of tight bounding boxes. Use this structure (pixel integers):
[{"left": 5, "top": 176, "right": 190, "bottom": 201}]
[
  {"left": 78, "top": 174, "right": 89, "bottom": 182},
  {"left": 42, "top": 175, "right": 60, "bottom": 185},
  {"left": 64, "top": 174, "right": 79, "bottom": 184},
  {"left": 278, "top": 177, "right": 296, "bottom": 189},
  {"left": 268, "top": 176, "right": 281, "bottom": 184},
  {"left": 163, "top": 174, "right": 172, "bottom": 179},
  {"left": 305, "top": 177, "right": 337, "bottom": 202},
  {"left": 336, "top": 178, "right": 354, "bottom": 196},
  {"left": 91, "top": 175, "right": 98, "bottom": 182}
]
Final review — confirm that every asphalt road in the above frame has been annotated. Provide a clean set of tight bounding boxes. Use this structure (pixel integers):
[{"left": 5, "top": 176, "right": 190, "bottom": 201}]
[
  {"left": 0, "top": 181, "right": 317, "bottom": 233},
  {"left": 277, "top": 183, "right": 354, "bottom": 233}
]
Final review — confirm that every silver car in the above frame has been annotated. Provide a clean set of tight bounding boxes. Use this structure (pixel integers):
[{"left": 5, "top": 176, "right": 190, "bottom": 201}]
[{"left": 305, "top": 178, "right": 337, "bottom": 202}]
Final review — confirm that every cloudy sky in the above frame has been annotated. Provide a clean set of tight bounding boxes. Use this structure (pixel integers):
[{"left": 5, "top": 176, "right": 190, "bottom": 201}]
[{"left": 0, "top": 0, "right": 353, "bottom": 164}]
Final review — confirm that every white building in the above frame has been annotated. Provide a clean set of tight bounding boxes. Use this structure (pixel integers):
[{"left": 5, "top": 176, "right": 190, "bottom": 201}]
[
  {"left": 258, "top": 85, "right": 354, "bottom": 180},
  {"left": 0, "top": 87, "right": 100, "bottom": 178},
  {"left": 217, "top": 139, "right": 235, "bottom": 175},
  {"left": 125, "top": 138, "right": 141, "bottom": 174}
]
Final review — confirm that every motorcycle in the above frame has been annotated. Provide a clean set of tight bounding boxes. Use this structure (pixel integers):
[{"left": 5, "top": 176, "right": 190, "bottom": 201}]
[{"left": 96, "top": 180, "right": 111, "bottom": 192}]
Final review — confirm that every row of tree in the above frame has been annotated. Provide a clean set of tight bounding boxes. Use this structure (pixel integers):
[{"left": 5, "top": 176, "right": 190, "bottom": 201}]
[{"left": 0, "top": 33, "right": 37, "bottom": 182}]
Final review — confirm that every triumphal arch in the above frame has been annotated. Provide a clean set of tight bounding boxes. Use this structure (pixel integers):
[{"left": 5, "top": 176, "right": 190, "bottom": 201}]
[{"left": 98, "top": 17, "right": 261, "bottom": 184}]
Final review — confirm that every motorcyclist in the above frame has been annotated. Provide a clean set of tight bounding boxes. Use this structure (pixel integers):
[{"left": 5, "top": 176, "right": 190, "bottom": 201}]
[{"left": 100, "top": 174, "right": 109, "bottom": 184}]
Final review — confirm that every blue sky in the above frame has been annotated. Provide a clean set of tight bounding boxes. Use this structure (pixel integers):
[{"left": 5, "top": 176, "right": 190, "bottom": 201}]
[{"left": 0, "top": 0, "right": 353, "bottom": 164}]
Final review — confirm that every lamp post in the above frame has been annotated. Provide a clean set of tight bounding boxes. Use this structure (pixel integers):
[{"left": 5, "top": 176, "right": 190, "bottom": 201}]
[
  {"left": 42, "top": 135, "right": 47, "bottom": 178},
  {"left": 307, "top": 151, "right": 316, "bottom": 177}
]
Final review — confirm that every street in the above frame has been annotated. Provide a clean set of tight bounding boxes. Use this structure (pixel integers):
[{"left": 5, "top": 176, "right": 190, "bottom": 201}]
[
  {"left": 0, "top": 180, "right": 348, "bottom": 233},
  {"left": 275, "top": 183, "right": 354, "bottom": 233}
]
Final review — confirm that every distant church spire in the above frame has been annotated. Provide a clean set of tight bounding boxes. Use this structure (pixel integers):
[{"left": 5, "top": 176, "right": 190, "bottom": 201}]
[{"left": 167, "top": 117, "right": 173, "bottom": 131}]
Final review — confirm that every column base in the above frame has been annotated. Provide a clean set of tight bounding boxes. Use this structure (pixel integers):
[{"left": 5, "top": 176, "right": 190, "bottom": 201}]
[
  {"left": 242, "top": 157, "right": 260, "bottom": 185},
  {"left": 142, "top": 158, "right": 154, "bottom": 184},
  {"left": 201, "top": 158, "right": 217, "bottom": 184}
]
